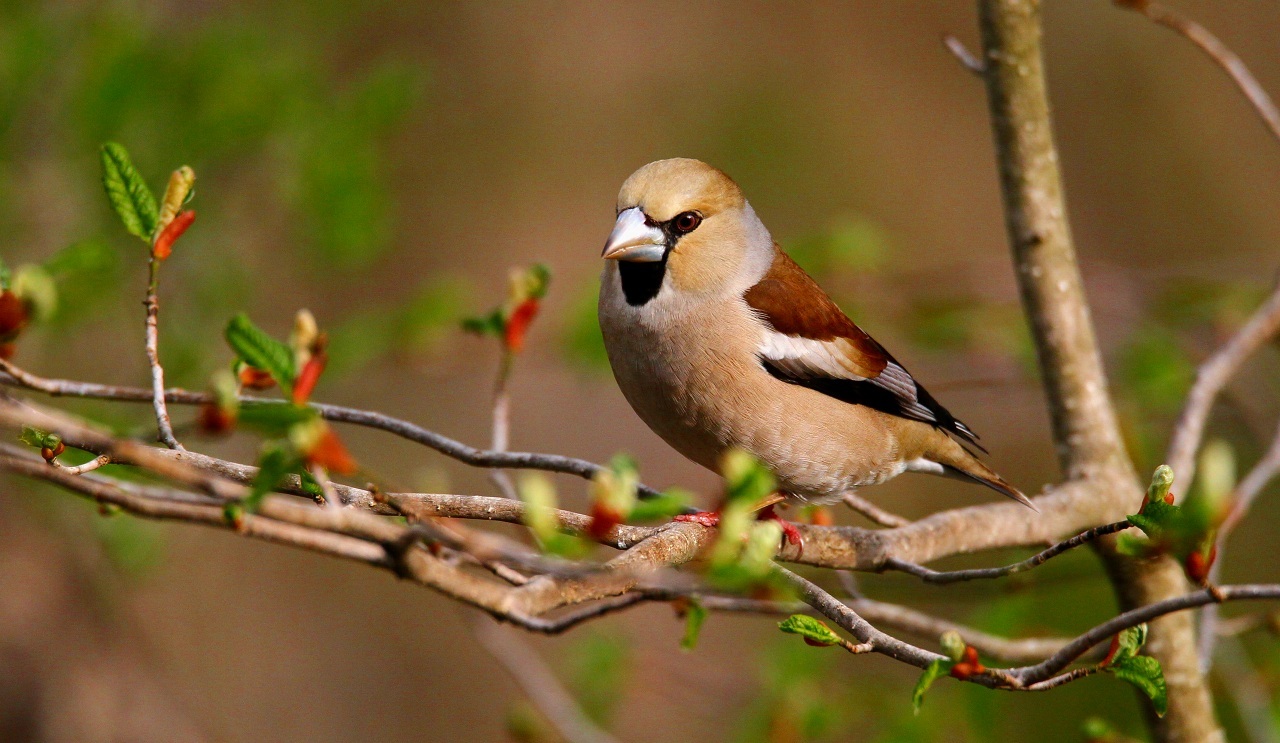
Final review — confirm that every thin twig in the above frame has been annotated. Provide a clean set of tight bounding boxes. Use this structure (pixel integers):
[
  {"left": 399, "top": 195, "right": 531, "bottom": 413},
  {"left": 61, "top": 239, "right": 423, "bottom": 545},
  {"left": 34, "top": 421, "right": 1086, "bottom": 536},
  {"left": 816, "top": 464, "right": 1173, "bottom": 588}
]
[
  {"left": 1166, "top": 282, "right": 1280, "bottom": 488},
  {"left": 143, "top": 256, "right": 182, "bottom": 450},
  {"left": 842, "top": 492, "right": 911, "bottom": 527},
  {"left": 942, "top": 34, "right": 986, "bottom": 75},
  {"left": 489, "top": 351, "right": 518, "bottom": 499},
  {"left": 472, "top": 618, "right": 621, "bottom": 743},
  {"left": 0, "top": 360, "right": 665, "bottom": 498},
  {"left": 1117, "top": 0, "right": 1280, "bottom": 144},
  {"left": 52, "top": 453, "right": 112, "bottom": 475},
  {"left": 1197, "top": 417, "right": 1280, "bottom": 667},
  {"left": 884, "top": 520, "right": 1132, "bottom": 584}
]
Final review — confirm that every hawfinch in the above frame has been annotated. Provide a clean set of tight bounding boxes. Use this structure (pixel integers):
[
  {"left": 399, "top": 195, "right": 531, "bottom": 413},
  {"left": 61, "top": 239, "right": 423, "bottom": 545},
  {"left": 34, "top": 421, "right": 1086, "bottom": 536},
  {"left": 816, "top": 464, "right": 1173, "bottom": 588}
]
[{"left": 597, "top": 159, "right": 1030, "bottom": 536}]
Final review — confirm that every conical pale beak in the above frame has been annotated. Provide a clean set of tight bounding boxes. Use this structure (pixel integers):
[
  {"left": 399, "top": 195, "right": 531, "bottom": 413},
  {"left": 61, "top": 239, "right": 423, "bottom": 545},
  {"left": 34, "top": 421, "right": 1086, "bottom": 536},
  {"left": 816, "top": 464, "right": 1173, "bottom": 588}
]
[{"left": 602, "top": 207, "right": 667, "bottom": 262}]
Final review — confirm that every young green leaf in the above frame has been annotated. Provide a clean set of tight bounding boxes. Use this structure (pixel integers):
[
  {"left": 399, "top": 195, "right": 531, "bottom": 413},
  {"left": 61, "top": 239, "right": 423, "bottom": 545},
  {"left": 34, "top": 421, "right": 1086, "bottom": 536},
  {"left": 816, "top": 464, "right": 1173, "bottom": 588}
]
[
  {"left": 244, "top": 445, "right": 295, "bottom": 511},
  {"left": 0, "top": 256, "right": 10, "bottom": 292},
  {"left": 12, "top": 265, "right": 57, "bottom": 322},
  {"left": 629, "top": 488, "right": 691, "bottom": 522},
  {"left": 721, "top": 448, "right": 776, "bottom": 506},
  {"left": 778, "top": 615, "right": 843, "bottom": 647},
  {"left": 680, "top": 599, "right": 707, "bottom": 652},
  {"left": 1109, "top": 624, "right": 1149, "bottom": 665},
  {"left": 461, "top": 308, "right": 505, "bottom": 338},
  {"left": 1108, "top": 655, "right": 1168, "bottom": 717},
  {"left": 100, "top": 142, "right": 159, "bottom": 242},
  {"left": 912, "top": 658, "right": 952, "bottom": 714},
  {"left": 1147, "top": 464, "right": 1175, "bottom": 504},
  {"left": 18, "top": 424, "right": 55, "bottom": 449},
  {"left": 237, "top": 401, "right": 317, "bottom": 437},
  {"left": 225, "top": 313, "right": 296, "bottom": 393},
  {"left": 940, "top": 630, "right": 966, "bottom": 662}
]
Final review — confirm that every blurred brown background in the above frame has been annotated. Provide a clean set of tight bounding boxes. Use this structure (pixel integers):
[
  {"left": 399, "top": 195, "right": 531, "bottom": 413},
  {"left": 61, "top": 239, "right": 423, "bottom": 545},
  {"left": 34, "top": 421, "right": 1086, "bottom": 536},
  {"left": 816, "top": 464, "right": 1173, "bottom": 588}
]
[{"left": 2, "top": 1, "right": 1279, "bottom": 741}]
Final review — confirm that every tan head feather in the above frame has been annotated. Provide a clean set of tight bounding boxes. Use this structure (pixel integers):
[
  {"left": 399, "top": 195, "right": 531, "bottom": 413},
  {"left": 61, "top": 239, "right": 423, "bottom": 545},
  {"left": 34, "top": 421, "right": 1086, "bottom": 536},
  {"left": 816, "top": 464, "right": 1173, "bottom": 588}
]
[{"left": 614, "top": 159, "right": 771, "bottom": 295}]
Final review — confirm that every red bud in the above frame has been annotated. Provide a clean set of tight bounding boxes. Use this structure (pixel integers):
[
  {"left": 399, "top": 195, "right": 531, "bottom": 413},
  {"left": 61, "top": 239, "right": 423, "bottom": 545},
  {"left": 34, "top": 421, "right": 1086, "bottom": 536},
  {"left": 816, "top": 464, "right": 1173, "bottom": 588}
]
[
  {"left": 238, "top": 365, "right": 277, "bottom": 390},
  {"left": 1184, "top": 547, "right": 1217, "bottom": 585},
  {"left": 949, "top": 662, "right": 977, "bottom": 680},
  {"left": 0, "top": 292, "right": 29, "bottom": 341},
  {"left": 808, "top": 506, "right": 834, "bottom": 526},
  {"left": 1163, "top": 492, "right": 1175, "bottom": 505},
  {"left": 504, "top": 298, "right": 540, "bottom": 353},
  {"left": 962, "top": 645, "right": 980, "bottom": 666},
  {"left": 152, "top": 210, "right": 196, "bottom": 260},
  {"left": 587, "top": 501, "right": 622, "bottom": 540},
  {"left": 1101, "top": 634, "right": 1122, "bottom": 667},
  {"left": 198, "top": 402, "right": 235, "bottom": 435},
  {"left": 306, "top": 427, "right": 357, "bottom": 475},
  {"left": 291, "top": 351, "right": 327, "bottom": 405}
]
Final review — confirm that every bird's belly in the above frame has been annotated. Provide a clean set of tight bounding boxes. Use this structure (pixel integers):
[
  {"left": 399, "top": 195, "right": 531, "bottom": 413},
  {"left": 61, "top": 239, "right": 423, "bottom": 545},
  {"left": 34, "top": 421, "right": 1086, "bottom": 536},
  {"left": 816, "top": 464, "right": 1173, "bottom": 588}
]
[{"left": 604, "top": 324, "right": 903, "bottom": 499}]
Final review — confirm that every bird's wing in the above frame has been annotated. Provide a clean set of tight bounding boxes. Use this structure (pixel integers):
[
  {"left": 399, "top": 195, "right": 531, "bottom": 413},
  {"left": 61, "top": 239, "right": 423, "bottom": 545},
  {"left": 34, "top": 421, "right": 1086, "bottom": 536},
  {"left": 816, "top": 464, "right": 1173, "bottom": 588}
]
[{"left": 743, "top": 249, "right": 982, "bottom": 449}]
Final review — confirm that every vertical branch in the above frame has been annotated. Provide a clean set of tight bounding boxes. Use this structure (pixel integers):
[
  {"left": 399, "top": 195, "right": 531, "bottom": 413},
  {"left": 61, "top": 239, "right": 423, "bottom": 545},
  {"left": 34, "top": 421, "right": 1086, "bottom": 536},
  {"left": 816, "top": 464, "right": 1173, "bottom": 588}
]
[
  {"left": 976, "top": 0, "right": 1129, "bottom": 481},
  {"left": 974, "top": 2, "right": 1221, "bottom": 740},
  {"left": 490, "top": 350, "right": 518, "bottom": 499},
  {"left": 144, "top": 255, "right": 183, "bottom": 450}
]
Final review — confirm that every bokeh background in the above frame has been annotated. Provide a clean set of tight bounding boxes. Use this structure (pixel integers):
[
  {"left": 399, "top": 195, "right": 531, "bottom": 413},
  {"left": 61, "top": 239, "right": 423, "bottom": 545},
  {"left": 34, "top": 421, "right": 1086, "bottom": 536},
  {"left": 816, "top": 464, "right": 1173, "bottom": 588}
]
[{"left": 2, "top": 1, "right": 1279, "bottom": 741}]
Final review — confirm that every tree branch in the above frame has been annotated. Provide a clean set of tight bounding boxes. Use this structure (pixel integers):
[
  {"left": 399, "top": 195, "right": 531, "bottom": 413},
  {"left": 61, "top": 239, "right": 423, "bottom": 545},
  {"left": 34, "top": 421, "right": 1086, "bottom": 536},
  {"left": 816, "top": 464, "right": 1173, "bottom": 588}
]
[
  {"left": 0, "top": 360, "right": 665, "bottom": 498},
  {"left": 143, "top": 255, "right": 182, "bottom": 450},
  {"left": 978, "top": 0, "right": 1131, "bottom": 481},
  {"left": 884, "top": 519, "right": 1132, "bottom": 584},
  {"left": 1116, "top": 0, "right": 1280, "bottom": 144},
  {"left": 1165, "top": 283, "right": 1280, "bottom": 488},
  {"left": 473, "top": 618, "right": 621, "bottom": 743}
]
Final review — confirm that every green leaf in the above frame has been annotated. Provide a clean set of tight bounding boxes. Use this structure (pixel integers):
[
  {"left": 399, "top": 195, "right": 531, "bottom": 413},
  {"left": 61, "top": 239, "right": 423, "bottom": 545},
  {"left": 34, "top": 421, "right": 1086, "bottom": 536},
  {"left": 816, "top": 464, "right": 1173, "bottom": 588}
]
[
  {"left": 1127, "top": 498, "right": 1180, "bottom": 540},
  {"left": 778, "top": 615, "right": 843, "bottom": 647},
  {"left": 225, "top": 313, "right": 296, "bottom": 393},
  {"left": 1108, "top": 655, "right": 1168, "bottom": 717},
  {"left": 461, "top": 308, "right": 505, "bottom": 337},
  {"left": 19, "top": 424, "right": 48, "bottom": 448},
  {"left": 940, "top": 630, "right": 966, "bottom": 662},
  {"left": 237, "top": 401, "right": 317, "bottom": 437},
  {"left": 12, "top": 265, "right": 57, "bottom": 322},
  {"left": 680, "top": 599, "right": 707, "bottom": 651},
  {"left": 1111, "top": 624, "right": 1148, "bottom": 664},
  {"left": 298, "top": 468, "right": 324, "bottom": 497},
  {"left": 1147, "top": 464, "right": 1175, "bottom": 503},
  {"left": 721, "top": 448, "right": 776, "bottom": 505},
  {"left": 912, "top": 658, "right": 952, "bottom": 714},
  {"left": 0, "top": 256, "right": 10, "bottom": 292},
  {"left": 525, "top": 263, "right": 551, "bottom": 299},
  {"left": 100, "top": 142, "right": 158, "bottom": 242},
  {"left": 629, "top": 488, "right": 691, "bottom": 522},
  {"left": 244, "top": 445, "right": 295, "bottom": 511}
]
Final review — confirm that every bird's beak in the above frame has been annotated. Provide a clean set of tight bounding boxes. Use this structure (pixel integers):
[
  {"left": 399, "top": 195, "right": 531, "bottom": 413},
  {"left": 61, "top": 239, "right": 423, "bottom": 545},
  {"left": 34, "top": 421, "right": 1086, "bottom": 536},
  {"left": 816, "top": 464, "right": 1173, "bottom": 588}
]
[{"left": 602, "top": 207, "right": 666, "bottom": 262}]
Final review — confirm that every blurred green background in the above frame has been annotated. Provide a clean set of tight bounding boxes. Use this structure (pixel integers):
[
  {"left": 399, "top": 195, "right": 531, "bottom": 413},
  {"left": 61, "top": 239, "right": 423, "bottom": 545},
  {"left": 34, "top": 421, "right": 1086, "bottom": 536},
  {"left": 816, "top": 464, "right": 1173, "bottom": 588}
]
[{"left": 2, "top": 1, "right": 1279, "bottom": 741}]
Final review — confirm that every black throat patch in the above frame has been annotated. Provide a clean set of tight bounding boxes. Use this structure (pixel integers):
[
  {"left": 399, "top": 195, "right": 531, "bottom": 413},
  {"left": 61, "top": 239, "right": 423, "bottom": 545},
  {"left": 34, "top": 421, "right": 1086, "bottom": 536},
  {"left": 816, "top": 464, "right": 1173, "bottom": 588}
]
[{"left": 618, "top": 255, "right": 668, "bottom": 306}]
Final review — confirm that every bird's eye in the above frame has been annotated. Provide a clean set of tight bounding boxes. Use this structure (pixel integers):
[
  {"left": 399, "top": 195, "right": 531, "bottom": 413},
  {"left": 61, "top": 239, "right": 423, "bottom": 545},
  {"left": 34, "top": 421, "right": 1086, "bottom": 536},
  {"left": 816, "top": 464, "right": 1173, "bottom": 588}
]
[{"left": 672, "top": 211, "right": 702, "bottom": 234}]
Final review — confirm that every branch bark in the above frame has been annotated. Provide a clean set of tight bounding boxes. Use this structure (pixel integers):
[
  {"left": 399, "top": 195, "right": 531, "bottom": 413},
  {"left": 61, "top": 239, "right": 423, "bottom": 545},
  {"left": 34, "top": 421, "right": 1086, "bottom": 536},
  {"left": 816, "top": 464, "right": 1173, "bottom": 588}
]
[{"left": 975, "top": 1, "right": 1220, "bottom": 738}]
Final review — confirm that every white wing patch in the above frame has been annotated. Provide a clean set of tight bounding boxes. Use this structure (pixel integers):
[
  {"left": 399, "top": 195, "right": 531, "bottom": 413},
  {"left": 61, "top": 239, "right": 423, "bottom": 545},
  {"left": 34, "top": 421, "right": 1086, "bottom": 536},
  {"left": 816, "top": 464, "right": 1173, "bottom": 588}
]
[
  {"left": 758, "top": 331, "right": 873, "bottom": 380},
  {"left": 759, "top": 329, "right": 940, "bottom": 426}
]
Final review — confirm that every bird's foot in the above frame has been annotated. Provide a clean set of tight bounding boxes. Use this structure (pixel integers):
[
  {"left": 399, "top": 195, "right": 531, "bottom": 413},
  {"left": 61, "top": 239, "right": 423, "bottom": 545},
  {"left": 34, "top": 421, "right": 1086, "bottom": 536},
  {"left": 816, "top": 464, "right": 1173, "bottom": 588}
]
[
  {"left": 757, "top": 504, "right": 804, "bottom": 552},
  {"left": 673, "top": 510, "right": 721, "bottom": 529}
]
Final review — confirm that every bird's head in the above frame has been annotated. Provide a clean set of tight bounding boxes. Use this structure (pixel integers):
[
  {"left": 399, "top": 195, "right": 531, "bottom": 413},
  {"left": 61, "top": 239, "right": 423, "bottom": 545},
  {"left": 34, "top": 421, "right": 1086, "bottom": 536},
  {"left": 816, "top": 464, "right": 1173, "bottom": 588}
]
[{"left": 602, "top": 158, "right": 771, "bottom": 294}]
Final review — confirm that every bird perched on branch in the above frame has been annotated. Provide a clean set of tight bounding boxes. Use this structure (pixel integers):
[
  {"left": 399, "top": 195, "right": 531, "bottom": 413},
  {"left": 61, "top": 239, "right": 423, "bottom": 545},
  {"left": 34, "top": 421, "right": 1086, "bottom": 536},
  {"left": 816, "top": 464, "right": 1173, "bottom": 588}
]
[{"left": 597, "top": 158, "right": 1031, "bottom": 545}]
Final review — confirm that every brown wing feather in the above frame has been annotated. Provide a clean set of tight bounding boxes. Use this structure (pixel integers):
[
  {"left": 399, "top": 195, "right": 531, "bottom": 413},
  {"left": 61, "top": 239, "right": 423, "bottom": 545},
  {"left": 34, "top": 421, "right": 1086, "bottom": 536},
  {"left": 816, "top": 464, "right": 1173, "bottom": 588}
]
[
  {"left": 743, "top": 250, "right": 888, "bottom": 378},
  {"left": 745, "top": 248, "right": 983, "bottom": 449}
]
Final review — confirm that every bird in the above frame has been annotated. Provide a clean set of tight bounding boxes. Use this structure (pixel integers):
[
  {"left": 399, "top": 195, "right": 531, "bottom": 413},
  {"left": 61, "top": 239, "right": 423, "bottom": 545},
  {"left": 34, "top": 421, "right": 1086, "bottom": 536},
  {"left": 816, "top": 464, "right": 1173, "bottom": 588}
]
[{"left": 596, "top": 158, "right": 1032, "bottom": 545}]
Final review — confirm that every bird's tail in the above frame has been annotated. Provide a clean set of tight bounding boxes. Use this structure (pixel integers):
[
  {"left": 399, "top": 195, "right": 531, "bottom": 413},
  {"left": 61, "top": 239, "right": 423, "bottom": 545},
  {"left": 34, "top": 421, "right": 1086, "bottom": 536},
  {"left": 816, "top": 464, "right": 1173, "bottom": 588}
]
[{"left": 924, "top": 435, "right": 1037, "bottom": 511}]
